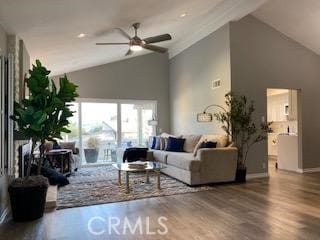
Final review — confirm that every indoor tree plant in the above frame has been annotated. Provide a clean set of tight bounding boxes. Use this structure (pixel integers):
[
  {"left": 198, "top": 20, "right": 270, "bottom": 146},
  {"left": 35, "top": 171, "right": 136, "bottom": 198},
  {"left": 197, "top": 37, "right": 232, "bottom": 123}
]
[
  {"left": 9, "top": 60, "right": 78, "bottom": 221},
  {"left": 84, "top": 136, "right": 100, "bottom": 163},
  {"left": 214, "top": 92, "right": 272, "bottom": 182}
]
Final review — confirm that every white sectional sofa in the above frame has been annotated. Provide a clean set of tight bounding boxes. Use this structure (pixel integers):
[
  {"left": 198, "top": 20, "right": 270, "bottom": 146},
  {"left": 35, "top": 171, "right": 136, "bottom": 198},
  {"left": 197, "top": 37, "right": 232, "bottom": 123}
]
[{"left": 148, "top": 134, "right": 238, "bottom": 186}]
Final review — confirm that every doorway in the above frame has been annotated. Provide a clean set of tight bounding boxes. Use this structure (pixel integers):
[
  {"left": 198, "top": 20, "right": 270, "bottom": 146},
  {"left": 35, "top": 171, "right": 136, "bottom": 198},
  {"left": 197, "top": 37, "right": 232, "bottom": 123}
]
[{"left": 266, "top": 88, "right": 302, "bottom": 173}]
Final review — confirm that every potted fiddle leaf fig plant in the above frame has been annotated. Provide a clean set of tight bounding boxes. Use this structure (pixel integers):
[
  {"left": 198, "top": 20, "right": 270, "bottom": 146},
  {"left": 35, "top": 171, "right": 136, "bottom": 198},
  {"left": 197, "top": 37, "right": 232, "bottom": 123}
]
[
  {"left": 214, "top": 92, "right": 272, "bottom": 182},
  {"left": 9, "top": 60, "right": 78, "bottom": 221},
  {"left": 84, "top": 136, "right": 100, "bottom": 163}
]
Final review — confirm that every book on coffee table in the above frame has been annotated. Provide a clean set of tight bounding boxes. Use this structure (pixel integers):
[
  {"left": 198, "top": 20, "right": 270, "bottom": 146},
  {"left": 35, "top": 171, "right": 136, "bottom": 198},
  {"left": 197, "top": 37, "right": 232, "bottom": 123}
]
[{"left": 128, "top": 161, "right": 148, "bottom": 169}]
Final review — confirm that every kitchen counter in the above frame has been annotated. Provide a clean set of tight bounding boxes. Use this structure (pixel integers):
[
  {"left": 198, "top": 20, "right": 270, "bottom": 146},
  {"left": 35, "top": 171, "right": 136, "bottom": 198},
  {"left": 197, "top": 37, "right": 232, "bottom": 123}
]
[{"left": 277, "top": 134, "right": 299, "bottom": 172}]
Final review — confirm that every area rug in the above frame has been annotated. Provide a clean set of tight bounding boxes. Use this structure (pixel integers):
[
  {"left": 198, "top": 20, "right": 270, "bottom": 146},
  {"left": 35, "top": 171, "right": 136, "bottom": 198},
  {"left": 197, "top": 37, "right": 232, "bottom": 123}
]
[{"left": 57, "top": 166, "right": 215, "bottom": 209}]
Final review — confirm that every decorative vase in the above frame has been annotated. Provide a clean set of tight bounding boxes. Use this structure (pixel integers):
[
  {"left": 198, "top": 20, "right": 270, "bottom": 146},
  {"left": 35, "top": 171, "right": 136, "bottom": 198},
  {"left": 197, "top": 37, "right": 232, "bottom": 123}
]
[
  {"left": 84, "top": 148, "right": 99, "bottom": 163},
  {"left": 235, "top": 168, "right": 247, "bottom": 183}
]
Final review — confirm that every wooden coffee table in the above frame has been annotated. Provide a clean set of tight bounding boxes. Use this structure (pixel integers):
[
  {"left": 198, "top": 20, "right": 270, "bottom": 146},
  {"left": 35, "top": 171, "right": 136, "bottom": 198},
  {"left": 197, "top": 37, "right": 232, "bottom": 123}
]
[{"left": 112, "top": 161, "right": 165, "bottom": 193}]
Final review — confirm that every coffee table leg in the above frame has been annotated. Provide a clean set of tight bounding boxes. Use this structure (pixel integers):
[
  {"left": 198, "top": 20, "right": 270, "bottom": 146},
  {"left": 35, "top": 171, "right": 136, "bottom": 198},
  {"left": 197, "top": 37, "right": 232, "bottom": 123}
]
[
  {"left": 118, "top": 170, "right": 122, "bottom": 186},
  {"left": 157, "top": 170, "right": 161, "bottom": 190},
  {"left": 126, "top": 171, "right": 130, "bottom": 193},
  {"left": 146, "top": 170, "right": 150, "bottom": 184}
]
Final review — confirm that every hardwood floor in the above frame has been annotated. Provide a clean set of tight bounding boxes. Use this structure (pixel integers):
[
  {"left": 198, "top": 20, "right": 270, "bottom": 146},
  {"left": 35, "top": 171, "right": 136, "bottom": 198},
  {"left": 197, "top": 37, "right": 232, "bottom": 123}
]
[{"left": 1, "top": 163, "right": 320, "bottom": 240}]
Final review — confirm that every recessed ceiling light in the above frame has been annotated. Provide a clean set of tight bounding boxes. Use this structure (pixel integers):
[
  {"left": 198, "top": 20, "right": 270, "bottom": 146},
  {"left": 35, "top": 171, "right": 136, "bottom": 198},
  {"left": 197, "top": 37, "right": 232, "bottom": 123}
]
[
  {"left": 77, "top": 33, "right": 86, "bottom": 38},
  {"left": 180, "top": 12, "right": 187, "bottom": 18}
]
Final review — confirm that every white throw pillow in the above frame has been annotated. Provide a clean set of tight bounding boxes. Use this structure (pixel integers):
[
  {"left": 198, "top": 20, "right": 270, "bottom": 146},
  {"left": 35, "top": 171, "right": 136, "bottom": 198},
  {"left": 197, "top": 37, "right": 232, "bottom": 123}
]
[{"left": 182, "top": 135, "right": 201, "bottom": 153}]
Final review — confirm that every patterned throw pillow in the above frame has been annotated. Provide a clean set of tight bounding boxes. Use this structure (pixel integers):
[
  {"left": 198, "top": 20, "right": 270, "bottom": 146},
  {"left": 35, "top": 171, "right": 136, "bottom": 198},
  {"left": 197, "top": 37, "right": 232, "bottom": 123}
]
[
  {"left": 159, "top": 137, "right": 166, "bottom": 150},
  {"left": 154, "top": 137, "right": 161, "bottom": 150}
]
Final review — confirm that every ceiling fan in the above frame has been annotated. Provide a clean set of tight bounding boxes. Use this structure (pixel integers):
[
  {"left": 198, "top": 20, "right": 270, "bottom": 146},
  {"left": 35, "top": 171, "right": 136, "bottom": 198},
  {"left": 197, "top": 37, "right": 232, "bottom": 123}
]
[{"left": 96, "top": 23, "right": 172, "bottom": 56}]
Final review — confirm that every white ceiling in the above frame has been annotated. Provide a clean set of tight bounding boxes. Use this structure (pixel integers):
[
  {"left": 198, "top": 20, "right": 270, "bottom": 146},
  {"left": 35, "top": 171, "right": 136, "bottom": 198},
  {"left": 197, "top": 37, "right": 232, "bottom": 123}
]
[
  {"left": 254, "top": 0, "right": 320, "bottom": 56},
  {"left": 0, "top": 0, "right": 266, "bottom": 76}
]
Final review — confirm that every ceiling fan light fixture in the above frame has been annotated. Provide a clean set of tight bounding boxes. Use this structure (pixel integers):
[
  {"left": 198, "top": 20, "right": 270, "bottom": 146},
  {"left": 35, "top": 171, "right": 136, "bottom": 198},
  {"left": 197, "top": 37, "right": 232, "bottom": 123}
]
[
  {"left": 130, "top": 45, "right": 143, "bottom": 51},
  {"left": 180, "top": 12, "right": 187, "bottom": 18},
  {"left": 77, "top": 33, "right": 87, "bottom": 38}
]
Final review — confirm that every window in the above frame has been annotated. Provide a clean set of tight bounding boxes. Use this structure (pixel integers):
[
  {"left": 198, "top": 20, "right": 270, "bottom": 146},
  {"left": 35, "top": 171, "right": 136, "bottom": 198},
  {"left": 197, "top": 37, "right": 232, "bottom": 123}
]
[{"left": 62, "top": 99, "right": 157, "bottom": 165}]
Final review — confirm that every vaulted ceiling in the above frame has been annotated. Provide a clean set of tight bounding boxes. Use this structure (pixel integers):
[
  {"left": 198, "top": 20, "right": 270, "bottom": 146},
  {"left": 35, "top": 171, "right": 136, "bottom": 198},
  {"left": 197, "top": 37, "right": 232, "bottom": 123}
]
[
  {"left": 254, "top": 0, "right": 320, "bottom": 57},
  {"left": 0, "top": 0, "right": 266, "bottom": 75}
]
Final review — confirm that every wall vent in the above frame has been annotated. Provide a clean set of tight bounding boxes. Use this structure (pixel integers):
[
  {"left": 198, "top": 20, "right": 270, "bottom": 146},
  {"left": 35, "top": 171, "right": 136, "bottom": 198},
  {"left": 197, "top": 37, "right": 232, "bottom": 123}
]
[{"left": 212, "top": 79, "right": 221, "bottom": 89}]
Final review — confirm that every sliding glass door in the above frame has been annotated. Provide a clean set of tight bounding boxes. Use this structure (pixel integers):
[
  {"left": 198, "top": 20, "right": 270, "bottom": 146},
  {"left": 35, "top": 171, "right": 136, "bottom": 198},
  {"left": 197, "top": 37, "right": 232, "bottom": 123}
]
[
  {"left": 81, "top": 102, "right": 117, "bottom": 165},
  {"left": 64, "top": 99, "right": 156, "bottom": 166}
]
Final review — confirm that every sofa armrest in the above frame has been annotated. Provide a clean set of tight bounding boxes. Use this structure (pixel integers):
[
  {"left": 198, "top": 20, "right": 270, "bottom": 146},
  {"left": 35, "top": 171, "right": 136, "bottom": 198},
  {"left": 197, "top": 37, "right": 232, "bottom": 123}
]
[
  {"left": 196, "top": 147, "right": 238, "bottom": 182},
  {"left": 196, "top": 147, "right": 238, "bottom": 160}
]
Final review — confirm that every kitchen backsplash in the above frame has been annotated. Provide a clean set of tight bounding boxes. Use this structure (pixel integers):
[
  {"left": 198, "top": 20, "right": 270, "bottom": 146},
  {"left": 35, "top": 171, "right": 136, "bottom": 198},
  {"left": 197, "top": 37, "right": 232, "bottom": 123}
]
[{"left": 270, "top": 121, "right": 298, "bottom": 134}]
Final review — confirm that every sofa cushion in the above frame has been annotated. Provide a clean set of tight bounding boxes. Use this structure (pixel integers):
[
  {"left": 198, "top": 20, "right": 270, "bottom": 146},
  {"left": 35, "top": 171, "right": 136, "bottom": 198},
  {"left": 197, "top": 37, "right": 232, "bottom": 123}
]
[
  {"left": 182, "top": 135, "right": 201, "bottom": 153},
  {"left": 166, "top": 137, "right": 185, "bottom": 152},
  {"left": 167, "top": 152, "right": 201, "bottom": 172},
  {"left": 193, "top": 135, "right": 228, "bottom": 156},
  {"left": 160, "top": 132, "right": 181, "bottom": 138},
  {"left": 152, "top": 150, "right": 168, "bottom": 164}
]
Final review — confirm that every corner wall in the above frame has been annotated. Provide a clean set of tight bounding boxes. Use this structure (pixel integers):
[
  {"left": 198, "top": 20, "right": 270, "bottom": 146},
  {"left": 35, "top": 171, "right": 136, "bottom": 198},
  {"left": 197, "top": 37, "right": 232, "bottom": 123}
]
[
  {"left": 230, "top": 15, "right": 320, "bottom": 173},
  {"left": 169, "top": 24, "right": 231, "bottom": 135},
  {"left": 53, "top": 53, "right": 170, "bottom": 133}
]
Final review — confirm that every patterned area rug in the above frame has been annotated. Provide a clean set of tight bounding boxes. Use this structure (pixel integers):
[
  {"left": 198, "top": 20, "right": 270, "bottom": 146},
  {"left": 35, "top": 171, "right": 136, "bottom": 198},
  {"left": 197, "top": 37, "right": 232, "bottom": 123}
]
[{"left": 57, "top": 166, "right": 215, "bottom": 209}]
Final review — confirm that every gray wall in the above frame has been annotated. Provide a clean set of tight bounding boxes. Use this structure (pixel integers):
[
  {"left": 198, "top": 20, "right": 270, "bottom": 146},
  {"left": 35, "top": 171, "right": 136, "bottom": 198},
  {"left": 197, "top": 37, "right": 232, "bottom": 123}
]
[
  {"left": 0, "top": 24, "right": 6, "bottom": 55},
  {"left": 230, "top": 15, "right": 320, "bottom": 173},
  {"left": 169, "top": 24, "right": 231, "bottom": 135},
  {"left": 54, "top": 53, "right": 170, "bottom": 133}
]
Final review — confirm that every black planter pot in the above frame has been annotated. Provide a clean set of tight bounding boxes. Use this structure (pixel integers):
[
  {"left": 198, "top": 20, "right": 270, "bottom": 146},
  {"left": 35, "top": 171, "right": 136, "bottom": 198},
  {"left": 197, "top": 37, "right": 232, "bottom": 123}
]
[
  {"left": 8, "top": 176, "right": 49, "bottom": 222},
  {"left": 235, "top": 168, "right": 247, "bottom": 183},
  {"left": 84, "top": 148, "right": 99, "bottom": 163}
]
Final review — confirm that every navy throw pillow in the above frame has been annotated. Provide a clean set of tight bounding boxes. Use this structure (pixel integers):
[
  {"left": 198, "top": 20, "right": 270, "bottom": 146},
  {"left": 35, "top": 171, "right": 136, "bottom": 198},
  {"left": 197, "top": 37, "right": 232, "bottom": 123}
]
[
  {"left": 41, "top": 167, "right": 69, "bottom": 186},
  {"left": 199, "top": 141, "right": 217, "bottom": 149},
  {"left": 166, "top": 137, "right": 185, "bottom": 152},
  {"left": 151, "top": 136, "right": 157, "bottom": 149}
]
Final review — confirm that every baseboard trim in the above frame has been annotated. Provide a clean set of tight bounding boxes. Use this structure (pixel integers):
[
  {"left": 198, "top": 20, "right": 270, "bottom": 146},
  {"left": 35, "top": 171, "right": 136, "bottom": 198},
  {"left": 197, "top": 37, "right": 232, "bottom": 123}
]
[
  {"left": 0, "top": 207, "right": 10, "bottom": 225},
  {"left": 297, "top": 167, "right": 320, "bottom": 173},
  {"left": 246, "top": 172, "right": 269, "bottom": 180}
]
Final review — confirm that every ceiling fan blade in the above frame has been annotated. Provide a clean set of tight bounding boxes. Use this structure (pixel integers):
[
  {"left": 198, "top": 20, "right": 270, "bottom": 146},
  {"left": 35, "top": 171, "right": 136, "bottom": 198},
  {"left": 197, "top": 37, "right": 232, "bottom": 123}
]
[
  {"left": 143, "top": 34, "right": 172, "bottom": 44},
  {"left": 96, "top": 43, "right": 128, "bottom": 45},
  {"left": 125, "top": 49, "right": 133, "bottom": 56},
  {"left": 115, "top": 28, "right": 131, "bottom": 40},
  {"left": 143, "top": 44, "right": 168, "bottom": 53}
]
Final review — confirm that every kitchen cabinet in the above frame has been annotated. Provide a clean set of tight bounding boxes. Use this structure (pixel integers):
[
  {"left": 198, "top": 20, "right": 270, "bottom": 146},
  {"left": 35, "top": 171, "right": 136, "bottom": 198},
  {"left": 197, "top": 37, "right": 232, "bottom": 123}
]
[
  {"left": 267, "top": 94, "right": 288, "bottom": 122},
  {"left": 267, "top": 90, "right": 297, "bottom": 122}
]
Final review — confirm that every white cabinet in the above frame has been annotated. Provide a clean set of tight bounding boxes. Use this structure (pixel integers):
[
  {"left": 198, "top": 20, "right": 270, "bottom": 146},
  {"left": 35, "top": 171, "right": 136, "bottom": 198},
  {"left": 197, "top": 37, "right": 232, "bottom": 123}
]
[{"left": 267, "top": 94, "right": 288, "bottom": 122}]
